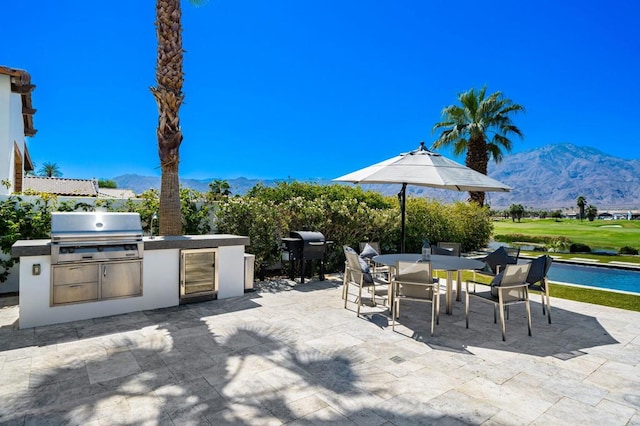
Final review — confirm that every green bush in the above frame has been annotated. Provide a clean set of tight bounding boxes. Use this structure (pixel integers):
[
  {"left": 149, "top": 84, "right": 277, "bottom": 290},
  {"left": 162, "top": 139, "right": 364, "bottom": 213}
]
[
  {"left": 216, "top": 185, "right": 495, "bottom": 274},
  {"left": 570, "top": 243, "right": 591, "bottom": 253},
  {"left": 0, "top": 194, "right": 56, "bottom": 282},
  {"left": 215, "top": 193, "right": 398, "bottom": 272},
  {"left": 494, "top": 233, "right": 570, "bottom": 252},
  {"left": 619, "top": 246, "right": 639, "bottom": 255},
  {"left": 2, "top": 182, "right": 496, "bottom": 282},
  {"left": 246, "top": 181, "right": 394, "bottom": 209}
]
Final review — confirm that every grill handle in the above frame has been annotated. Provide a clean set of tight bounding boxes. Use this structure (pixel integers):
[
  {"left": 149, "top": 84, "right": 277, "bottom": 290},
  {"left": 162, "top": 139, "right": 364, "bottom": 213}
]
[{"left": 308, "top": 242, "right": 325, "bottom": 246}]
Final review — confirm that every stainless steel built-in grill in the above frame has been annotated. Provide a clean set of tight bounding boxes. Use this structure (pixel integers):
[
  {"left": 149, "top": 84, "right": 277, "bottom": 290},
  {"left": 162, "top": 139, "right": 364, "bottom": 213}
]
[{"left": 50, "top": 212, "right": 144, "bottom": 305}]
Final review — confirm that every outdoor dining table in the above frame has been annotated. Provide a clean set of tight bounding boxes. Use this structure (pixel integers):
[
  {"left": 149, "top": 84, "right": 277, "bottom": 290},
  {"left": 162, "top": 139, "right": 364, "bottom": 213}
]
[{"left": 372, "top": 253, "right": 485, "bottom": 314}]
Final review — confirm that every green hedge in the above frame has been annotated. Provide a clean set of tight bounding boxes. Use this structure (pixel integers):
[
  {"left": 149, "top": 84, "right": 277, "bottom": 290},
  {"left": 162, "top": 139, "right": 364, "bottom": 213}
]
[
  {"left": 216, "top": 183, "right": 494, "bottom": 273},
  {"left": 1, "top": 182, "right": 494, "bottom": 281}
]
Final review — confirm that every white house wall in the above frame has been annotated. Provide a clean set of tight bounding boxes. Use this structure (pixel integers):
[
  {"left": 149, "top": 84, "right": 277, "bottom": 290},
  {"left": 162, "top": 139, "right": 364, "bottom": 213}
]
[
  {"left": 0, "top": 74, "right": 11, "bottom": 195},
  {"left": 0, "top": 73, "right": 27, "bottom": 195}
]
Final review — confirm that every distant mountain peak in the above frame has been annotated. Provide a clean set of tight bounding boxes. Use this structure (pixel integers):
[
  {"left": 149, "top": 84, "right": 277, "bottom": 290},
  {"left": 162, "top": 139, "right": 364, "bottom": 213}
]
[{"left": 113, "top": 143, "right": 640, "bottom": 210}]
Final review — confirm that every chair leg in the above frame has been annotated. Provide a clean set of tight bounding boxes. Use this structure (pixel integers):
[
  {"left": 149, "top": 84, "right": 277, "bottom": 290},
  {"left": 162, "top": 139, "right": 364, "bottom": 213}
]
[
  {"left": 342, "top": 269, "right": 348, "bottom": 300},
  {"left": 371, "top": 283, "right": 377, "bottom": 307},
  {"left": 498, "top": 300, "right": 506, "bottom": 341},
  {"left": 356, "top": 284, "right": 363, "bottom": 317},
  {"left": 544, "top": 280, "right": 552, "bottom": 324},
  {"left": 343, "top": 281, "right": 349, "bottom": 309},
  {"left": 465, "top": 286, "right": 470, "bottom": 329},
  {"left": 436, "top": 289, "right": 440, "bottom": 325},
  {"left": 455, "top": 271, "right": 462, "bottom": 301},
  {"left": 430, "top": 296, "right": 436, "bottom": 336},
  {"left": 525, "top": 297, "right": 532, "bottom": 337},
  {"left": 392, "top": 299, "right": 397, "bottom": 331},
  {"left": 546, "top": 288, "right": 552, "bottom": 324}
]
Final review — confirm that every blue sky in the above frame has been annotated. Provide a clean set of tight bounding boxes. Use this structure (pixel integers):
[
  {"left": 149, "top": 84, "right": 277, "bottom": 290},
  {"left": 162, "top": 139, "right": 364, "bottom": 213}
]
[{"left": 4, "top": 1, "right": 639, "bottom": 181}]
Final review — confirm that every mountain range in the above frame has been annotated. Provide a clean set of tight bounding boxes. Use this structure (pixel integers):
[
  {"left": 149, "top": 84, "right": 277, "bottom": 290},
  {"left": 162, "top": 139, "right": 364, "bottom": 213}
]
[{"left": 112, "top": 143, "right": 640, "bottom": 210}]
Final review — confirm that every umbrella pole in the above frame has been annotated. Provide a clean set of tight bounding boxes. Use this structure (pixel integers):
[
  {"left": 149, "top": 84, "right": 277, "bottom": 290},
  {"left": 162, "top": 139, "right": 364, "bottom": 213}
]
[{"left": 400, "top": 183, "right": 406, "bottom": 253}]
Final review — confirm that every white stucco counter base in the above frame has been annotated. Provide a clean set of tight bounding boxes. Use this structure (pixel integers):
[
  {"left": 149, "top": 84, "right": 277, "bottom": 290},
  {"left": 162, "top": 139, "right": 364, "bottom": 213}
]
[{"left": 12, "top": 234, "right": 250, "bottom": 329}]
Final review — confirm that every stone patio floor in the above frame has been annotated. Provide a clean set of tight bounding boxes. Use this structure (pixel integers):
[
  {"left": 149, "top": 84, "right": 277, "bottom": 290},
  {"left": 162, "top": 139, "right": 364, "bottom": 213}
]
[{"left": 0, "top": 274, "right": 639, "bottom": 425}]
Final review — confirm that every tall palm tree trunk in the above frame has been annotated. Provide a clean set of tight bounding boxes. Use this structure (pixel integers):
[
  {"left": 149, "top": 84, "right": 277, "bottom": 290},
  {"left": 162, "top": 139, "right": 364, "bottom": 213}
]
[
  {"left": 466, "top": 136, "right": 488, "bottom": 206},
  {"left": 151, "top": 0, "right": 184, "bottom": 235}
]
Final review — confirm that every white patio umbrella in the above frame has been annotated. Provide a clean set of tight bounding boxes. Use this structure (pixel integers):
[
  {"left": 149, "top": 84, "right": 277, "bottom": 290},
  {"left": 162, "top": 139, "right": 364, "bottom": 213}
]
[{"left": 333, "top": 142, "right": 512, "bottom": 252}]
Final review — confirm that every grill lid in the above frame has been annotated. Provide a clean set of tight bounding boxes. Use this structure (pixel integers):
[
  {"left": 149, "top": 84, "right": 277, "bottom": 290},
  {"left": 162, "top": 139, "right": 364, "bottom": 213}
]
[
  {"left": 289, "top": 231, "right": 325, "bottom": 243},
  {"left": 51, "top": 212, "right": 143, "bottom": 243}
]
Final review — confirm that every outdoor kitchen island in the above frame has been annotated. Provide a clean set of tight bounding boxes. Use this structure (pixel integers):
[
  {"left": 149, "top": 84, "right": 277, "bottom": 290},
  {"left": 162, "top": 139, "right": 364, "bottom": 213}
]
[{"left": 12, "top": 234, "right": 250, "bottom": 329}]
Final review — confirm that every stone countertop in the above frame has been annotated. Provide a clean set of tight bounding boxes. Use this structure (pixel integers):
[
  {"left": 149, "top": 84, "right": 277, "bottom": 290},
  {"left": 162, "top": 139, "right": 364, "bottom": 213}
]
[{"left": 11, "top": 234, "right": 250, "bottom": 257}]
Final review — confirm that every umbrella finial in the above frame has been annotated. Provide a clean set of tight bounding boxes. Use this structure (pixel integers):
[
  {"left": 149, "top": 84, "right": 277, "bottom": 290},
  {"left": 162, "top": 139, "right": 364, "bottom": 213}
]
[{"left": 419, "top": 141, "right": 426, "bottom": 151}]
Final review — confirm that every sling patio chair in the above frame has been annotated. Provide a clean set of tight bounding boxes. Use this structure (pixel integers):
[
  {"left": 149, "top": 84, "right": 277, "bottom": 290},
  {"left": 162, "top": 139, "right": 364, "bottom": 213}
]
[
  {"left": 465, "top": 262, "right": 532, "bottom": 341},
  {"left": 343, "top": 246, "right": 389, "bottom": 317},
  {"left": 467, "top": 246, "right": 520, "bottom": 292},
  {"left": 359, "top": 241, "right": 390, "bottom": 280},
  {"left": 391, "top": 260, "right": 440, "bottom": 336},
  {"left": 434, "top": 242, "right": 464, "bottom": 301},
  {"left": 526, "top": 255, "right": 554, "bottom": 324}
]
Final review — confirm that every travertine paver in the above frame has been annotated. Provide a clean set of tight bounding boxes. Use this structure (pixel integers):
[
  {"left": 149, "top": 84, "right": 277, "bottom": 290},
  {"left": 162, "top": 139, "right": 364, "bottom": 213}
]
[{"left": 0, "top": 274, "right": 639, "bottom": 425}]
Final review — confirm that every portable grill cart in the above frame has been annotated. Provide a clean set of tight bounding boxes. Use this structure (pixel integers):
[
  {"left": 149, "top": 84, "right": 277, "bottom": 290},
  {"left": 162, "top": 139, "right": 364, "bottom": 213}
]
[{"left": 282, "top": 231, "right": 331, "bottom": 283}]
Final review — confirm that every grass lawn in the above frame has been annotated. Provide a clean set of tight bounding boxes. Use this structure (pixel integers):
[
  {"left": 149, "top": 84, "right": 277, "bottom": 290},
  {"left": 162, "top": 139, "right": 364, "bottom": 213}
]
[
  {"left": 453, "top": 219, "right": 640, "bottom": 312},
  {"left": 492, "top": 218, "right": 640, "bottom": 252},
  {"left": 438, "top": 270, "right": 640, "bottom": 313}
]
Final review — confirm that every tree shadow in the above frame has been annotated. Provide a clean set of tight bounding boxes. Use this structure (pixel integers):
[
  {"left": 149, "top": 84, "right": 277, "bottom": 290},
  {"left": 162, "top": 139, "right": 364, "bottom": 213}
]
[
  {"left": 0, "top": 281, "right": 628, "bottom": 425},
  {"left": 390, "top": 297, "right": 619, "bottom": 358},
  {"left": 0, "top": 292, "right": 470, "bottom": 425}
]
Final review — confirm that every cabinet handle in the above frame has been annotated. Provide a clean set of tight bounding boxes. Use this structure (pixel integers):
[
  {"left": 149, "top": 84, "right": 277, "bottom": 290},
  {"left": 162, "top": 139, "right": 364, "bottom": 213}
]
[
  {"left": 103, "top": 265, "right": 107, "bottom": 277},
  {"left": 69, "top": 285, "right": 83, "bottom": 288}
]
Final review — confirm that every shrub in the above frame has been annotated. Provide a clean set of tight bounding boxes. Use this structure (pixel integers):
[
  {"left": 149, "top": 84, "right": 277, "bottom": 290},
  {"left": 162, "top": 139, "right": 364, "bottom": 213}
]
[
  {"left": 569, "top": 243, "right": 591, "bottom": 253},
  {"left": 0, "top": 195, "right": 56, "bottom": 282},
  {"left": 246, "top": 181, "right": 394, "bottom": 209},
  {"left": 619, "top": 246, "right": 639, "bottom": 255}
]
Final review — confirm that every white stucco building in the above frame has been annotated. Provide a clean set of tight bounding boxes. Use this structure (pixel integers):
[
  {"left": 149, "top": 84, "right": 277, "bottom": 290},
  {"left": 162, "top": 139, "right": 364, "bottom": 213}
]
[{"left": 0, "top": 65, "right": 36, "bottom": 195}]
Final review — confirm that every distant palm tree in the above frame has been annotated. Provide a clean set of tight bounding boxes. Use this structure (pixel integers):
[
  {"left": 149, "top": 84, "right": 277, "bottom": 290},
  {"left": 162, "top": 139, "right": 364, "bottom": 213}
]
[
  {"left": 586, "top": 204, "right": 598, "bottom": 222},
  {"left": 38, "top": 162, "right": 62, "bottom": 177},
  {"left": 576, "top": 196, "right": 586, "bottom": 221},
  {"left": 208, "top": 179, "right": 231, "bottom": 200},
  {"left": 151, "top": 0, "right": 206, "bottom": 236},
  {"left": 432, "top": 86, "right": 525, "bottom": 206}
]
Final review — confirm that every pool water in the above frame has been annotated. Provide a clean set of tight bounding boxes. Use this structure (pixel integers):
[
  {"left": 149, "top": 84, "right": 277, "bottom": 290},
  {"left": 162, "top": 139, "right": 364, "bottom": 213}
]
[{"left": 548, "top": 262, "right": 640, "bottom": 294}]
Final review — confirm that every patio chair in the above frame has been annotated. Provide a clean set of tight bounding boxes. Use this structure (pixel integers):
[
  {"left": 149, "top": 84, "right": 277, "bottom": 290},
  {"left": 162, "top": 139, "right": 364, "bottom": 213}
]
[
  {"left": 391, "top": 260, "right": 440, "bottom": 336},
  {"left": 467, "top": 246, "right": 520, "bottom": 292},
  {"left": 359, "top": 241, "right": 389, "bottom": 279},
  {"left": 465, "top": 263, "right": 532, "bottom": 341},
  {"left": 343, "top": 246, "right": 388, "bottom": 316},
  {"left": 435, "top": 242, "right": 463, "bottom": 301},
  {"left": 526, "top": 255, "right": 554, "bottom": 324}
]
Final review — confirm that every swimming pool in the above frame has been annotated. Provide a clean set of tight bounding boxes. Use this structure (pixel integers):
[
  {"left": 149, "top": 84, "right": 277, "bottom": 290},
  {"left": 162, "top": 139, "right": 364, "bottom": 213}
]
[{"left": 548, "top": 262, "right": 640, "bottom": 294}]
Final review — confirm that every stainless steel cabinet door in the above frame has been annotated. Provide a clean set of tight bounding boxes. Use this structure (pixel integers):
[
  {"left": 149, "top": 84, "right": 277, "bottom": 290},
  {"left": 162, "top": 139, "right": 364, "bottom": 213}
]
[{"left": 101, "top": 261, "right": 143, "bottom": 299}]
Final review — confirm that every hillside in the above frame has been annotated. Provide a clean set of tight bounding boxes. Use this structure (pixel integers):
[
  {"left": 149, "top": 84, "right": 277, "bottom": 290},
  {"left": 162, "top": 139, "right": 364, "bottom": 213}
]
[{"left": 113, "top": 143, "right": 640, "bottom": 210}]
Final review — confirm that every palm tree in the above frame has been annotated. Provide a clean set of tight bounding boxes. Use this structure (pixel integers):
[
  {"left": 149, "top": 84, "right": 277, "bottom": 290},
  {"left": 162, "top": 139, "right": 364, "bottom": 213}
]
[
  {"left": 38, "top": 162, "right": 62, "bottom": 177},
  {"left": 576, "top": 196, "right": 586, "bottom": 221},
  {"left": 208, "top": 179, "right": 232, "bottom": 201},
  {"left": 151, "top": 0, "right": 206, "bottom": 236},
  {"left": 586, "top": 204, "right": 598, "bottom": 222},
  {"left": 432, "top": 86, "right": 525, "bottom": 206}
]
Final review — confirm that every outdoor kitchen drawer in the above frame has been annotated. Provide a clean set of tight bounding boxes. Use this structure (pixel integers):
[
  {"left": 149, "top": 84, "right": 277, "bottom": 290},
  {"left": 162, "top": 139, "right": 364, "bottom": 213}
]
[
  {"left": 52, "top": 281, "right": 99, "bottom": 305},
  {"left": 52, "top": 264, "right": 99, "bottom": 286}
]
